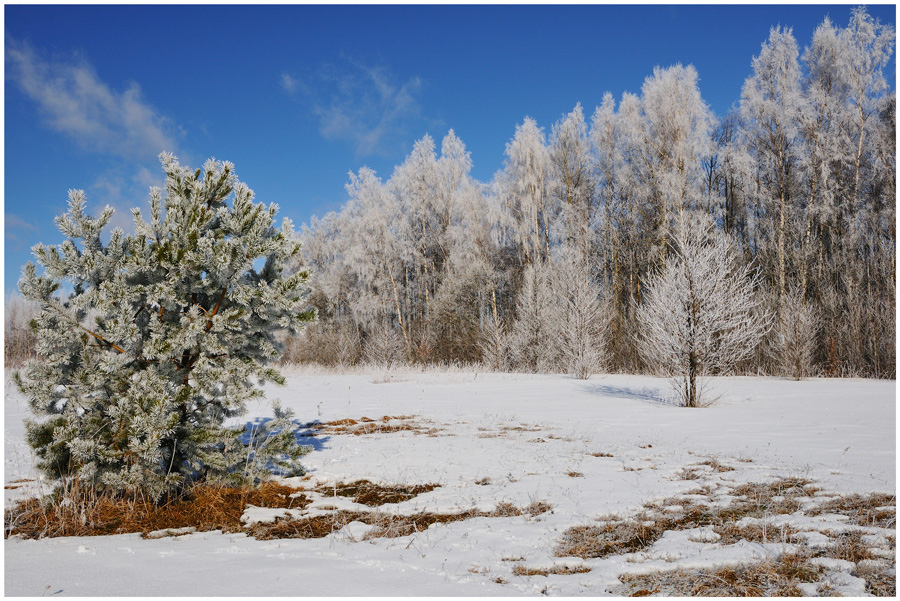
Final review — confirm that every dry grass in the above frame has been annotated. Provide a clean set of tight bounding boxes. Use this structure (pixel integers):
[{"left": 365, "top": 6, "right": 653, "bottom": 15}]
[
  {"left": 715, "top": 521, "right": 800, "bottom": 545},
  {"left": 730, "top": 477, "right": 819, "bottom": 509},
  {"left": 249, "top": 499, "right": 552, "bottom": 541},
  {"left": 809, "top": 492, "right": 896, "bottom": 528},
  {"left": 501, "top": 424, "right": 543, "bottom": 433},
  {"left": 677, "top": 467, "right": 703, "bottom": 480},
  {"left": 824, "top": 530, "right": 878, "bottom": 563},
  {"left": 7, "top": 474, "right": 550, "bottom": 544},
  {"left": 855, "top": 557, "right": 896, "bottom": 597},
  {"left": 247, "top": 510, "right": 368, "bottom": 539},
  {"left": 6, "top": 481, "right": 309, "bottom": 540},
  {"left": 697, "top": 458, "right": 735, "bottom": 473},
  {"left": 615, "top": 552, "right": 821, "bottom": 596},
  {"left": 525, "top": 500, "right": 553, "bottom": 516},
  {"left": 4, "top": 478, "right": 36, "bottom": 490},
  {"left": 299, "top": 415, "right": 442, "bottom": 437},
  {"left": 615, "top": 535, "right": 896, "bottom": 597},
  {"left": 557, "top": 479, "right": 895, "bottom": 597},
  {"left": 315, "top": 480, "right": 439, "bottom": 506},
  {"left": 590, "top": 452, "right": 614, "bottom": 458},
  {"left": 556, "top": 478, "right": 854, "bottom": 560},
  {"left": 492, "top": 502, "right": 523, "bottom": 517},
  {"left": 512, "top": 564, "right": 591, "bottom": 577}
]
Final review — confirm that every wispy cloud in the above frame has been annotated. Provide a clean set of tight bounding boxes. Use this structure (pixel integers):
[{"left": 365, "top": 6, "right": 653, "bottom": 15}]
[
  {"left": 6, "top": 38, "right": 179, "bottom": 160},
  {"left": 5, "top": 214, "right": 40, "bottom": 251},
  {"left": 283, "top": 57, "right": 428, "bottom": 157},
  {"left": 281, "top": 73, "right": 299, "bottom": 95}
]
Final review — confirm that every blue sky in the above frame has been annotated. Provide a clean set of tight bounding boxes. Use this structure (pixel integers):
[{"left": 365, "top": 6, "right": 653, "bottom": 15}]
[{"left": 4, "top": 4, "right": 896, "bottom": 293}]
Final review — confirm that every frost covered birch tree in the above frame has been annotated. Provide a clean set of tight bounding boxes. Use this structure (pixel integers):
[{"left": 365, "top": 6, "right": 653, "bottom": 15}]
[
  {"left": 501, "top": 118, "right": 556, "bottom": 265},
  {"left": 550, "top": 104, "right": 596, "bottom": 261},
  {"left": 740, "top": 26, "right": 805, "bottom": 313},
  {"left": 291, "top": 8, "right": 893, "bottom": 378},
  {"left": 636, "top": 218, "right": 771, "bottom": 407},
  {"left": 16, "top": 154, "right": 314, "bottom": 500}
]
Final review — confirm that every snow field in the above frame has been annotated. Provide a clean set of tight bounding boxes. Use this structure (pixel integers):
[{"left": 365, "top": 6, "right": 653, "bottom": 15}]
[{"left": 5, "top": 370, "right": 895, "bottom": 596}]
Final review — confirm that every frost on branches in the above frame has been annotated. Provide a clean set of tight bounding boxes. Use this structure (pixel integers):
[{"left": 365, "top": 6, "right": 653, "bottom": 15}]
[
  {"left": 15, "top": 153, "right": 315, "bottom": 500},
  {"left": 636, "top": 219, "right": 771, "bottom": 407}
]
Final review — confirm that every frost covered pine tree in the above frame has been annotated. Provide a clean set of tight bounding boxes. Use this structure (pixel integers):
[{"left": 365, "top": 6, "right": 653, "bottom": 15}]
[
  {"left": 16, "top": 153, "right": 314, "bottom": 500},
  {"left": 636, "top": 218, "right": 771, "bottom": 407}
]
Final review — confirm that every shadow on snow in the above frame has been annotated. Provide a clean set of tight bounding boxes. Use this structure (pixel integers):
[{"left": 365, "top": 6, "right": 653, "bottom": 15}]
[{"left": 580, "top": 383, "right": 679, "bottom": 407}]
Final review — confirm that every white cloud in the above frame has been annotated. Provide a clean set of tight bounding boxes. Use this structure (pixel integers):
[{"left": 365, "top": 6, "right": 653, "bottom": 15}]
[
  {"left": 281, "top": 73, "right": 299, "bottom": 95},
  {"left": 289, "top": 57, "right": 427, "bottom": 157},
  {"left": 6, "top": 38, "right": 179, "bottom": 160}
]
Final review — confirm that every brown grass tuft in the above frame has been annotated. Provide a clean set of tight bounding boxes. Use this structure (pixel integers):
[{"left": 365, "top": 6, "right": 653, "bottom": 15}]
[
  {"left": 491, "top": 502, "right": 523, "bottom": 517},
  {"left": 854, "top": 558, "right": 896, "bottom": 597},
  {"left": 698, "top": 458, "right": 735, "bottom": 473},
  {"left": 809, "top": 493, "right": 896, "bottom": 528},
  {"left": 315, "top": 480, "right": 439, "bottom": 506},
  {"left": 557, "top": 481, "right": 895, "bottom": 596},
  {"left": 6, "top": 481, "right": 309, "bottom": 540},
  {"left": 512, "top": 564, "right": 591, "bottom": 577},
  {"left": 616, "top": 552, "right": 821, "bottom": 597},
  {"left": 247, "top": 498, "right": 551, "bottom": 541},
  {"left": 556, "top": 478, "right": 843, "bottom": 560},
  {"left": 715, "top": 521, "right": 799, "bottom": 545},
  {"left": 300, "top": 415, "right": 441, "bottom": 437},
  {"left": 525, "top": 500, "right": 553, "bottom": 516}
]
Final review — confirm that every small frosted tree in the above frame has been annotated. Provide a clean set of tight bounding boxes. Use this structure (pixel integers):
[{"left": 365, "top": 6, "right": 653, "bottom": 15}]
[
  {"left": 508, "top": 259, "right": 557, "bottom": 372},
  {"left": 778, "top": 286, "right": 821, "bottom": 380},
  {"left": 636, "top": 218, "right": 771, "bottom": 407},
  {"left": 552, "top": 253, "right": 605, "bottom": 379},
  {"left": 16, "top": 153, "right": 314, "bottom": 501}
]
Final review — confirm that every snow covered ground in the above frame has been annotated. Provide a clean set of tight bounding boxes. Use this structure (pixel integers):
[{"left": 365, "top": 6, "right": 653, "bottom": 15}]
[{"left": 4, "top": 368, "right": 895, "bottom": 596}]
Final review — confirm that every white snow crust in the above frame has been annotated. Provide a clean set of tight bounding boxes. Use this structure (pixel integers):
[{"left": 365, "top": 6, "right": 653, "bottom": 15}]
[{"left": 4, "top": 369, "right": 895, "bottom": 596}]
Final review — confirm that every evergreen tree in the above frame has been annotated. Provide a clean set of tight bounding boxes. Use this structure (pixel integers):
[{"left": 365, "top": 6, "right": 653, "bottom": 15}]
[{"left": 16, "top": 153, "right": 314, "bottom": 500}]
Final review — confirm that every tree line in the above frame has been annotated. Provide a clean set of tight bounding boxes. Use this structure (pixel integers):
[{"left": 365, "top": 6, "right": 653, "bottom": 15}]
[{"left": 293, "top": 8, "right": 895, "bottom": 379}]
